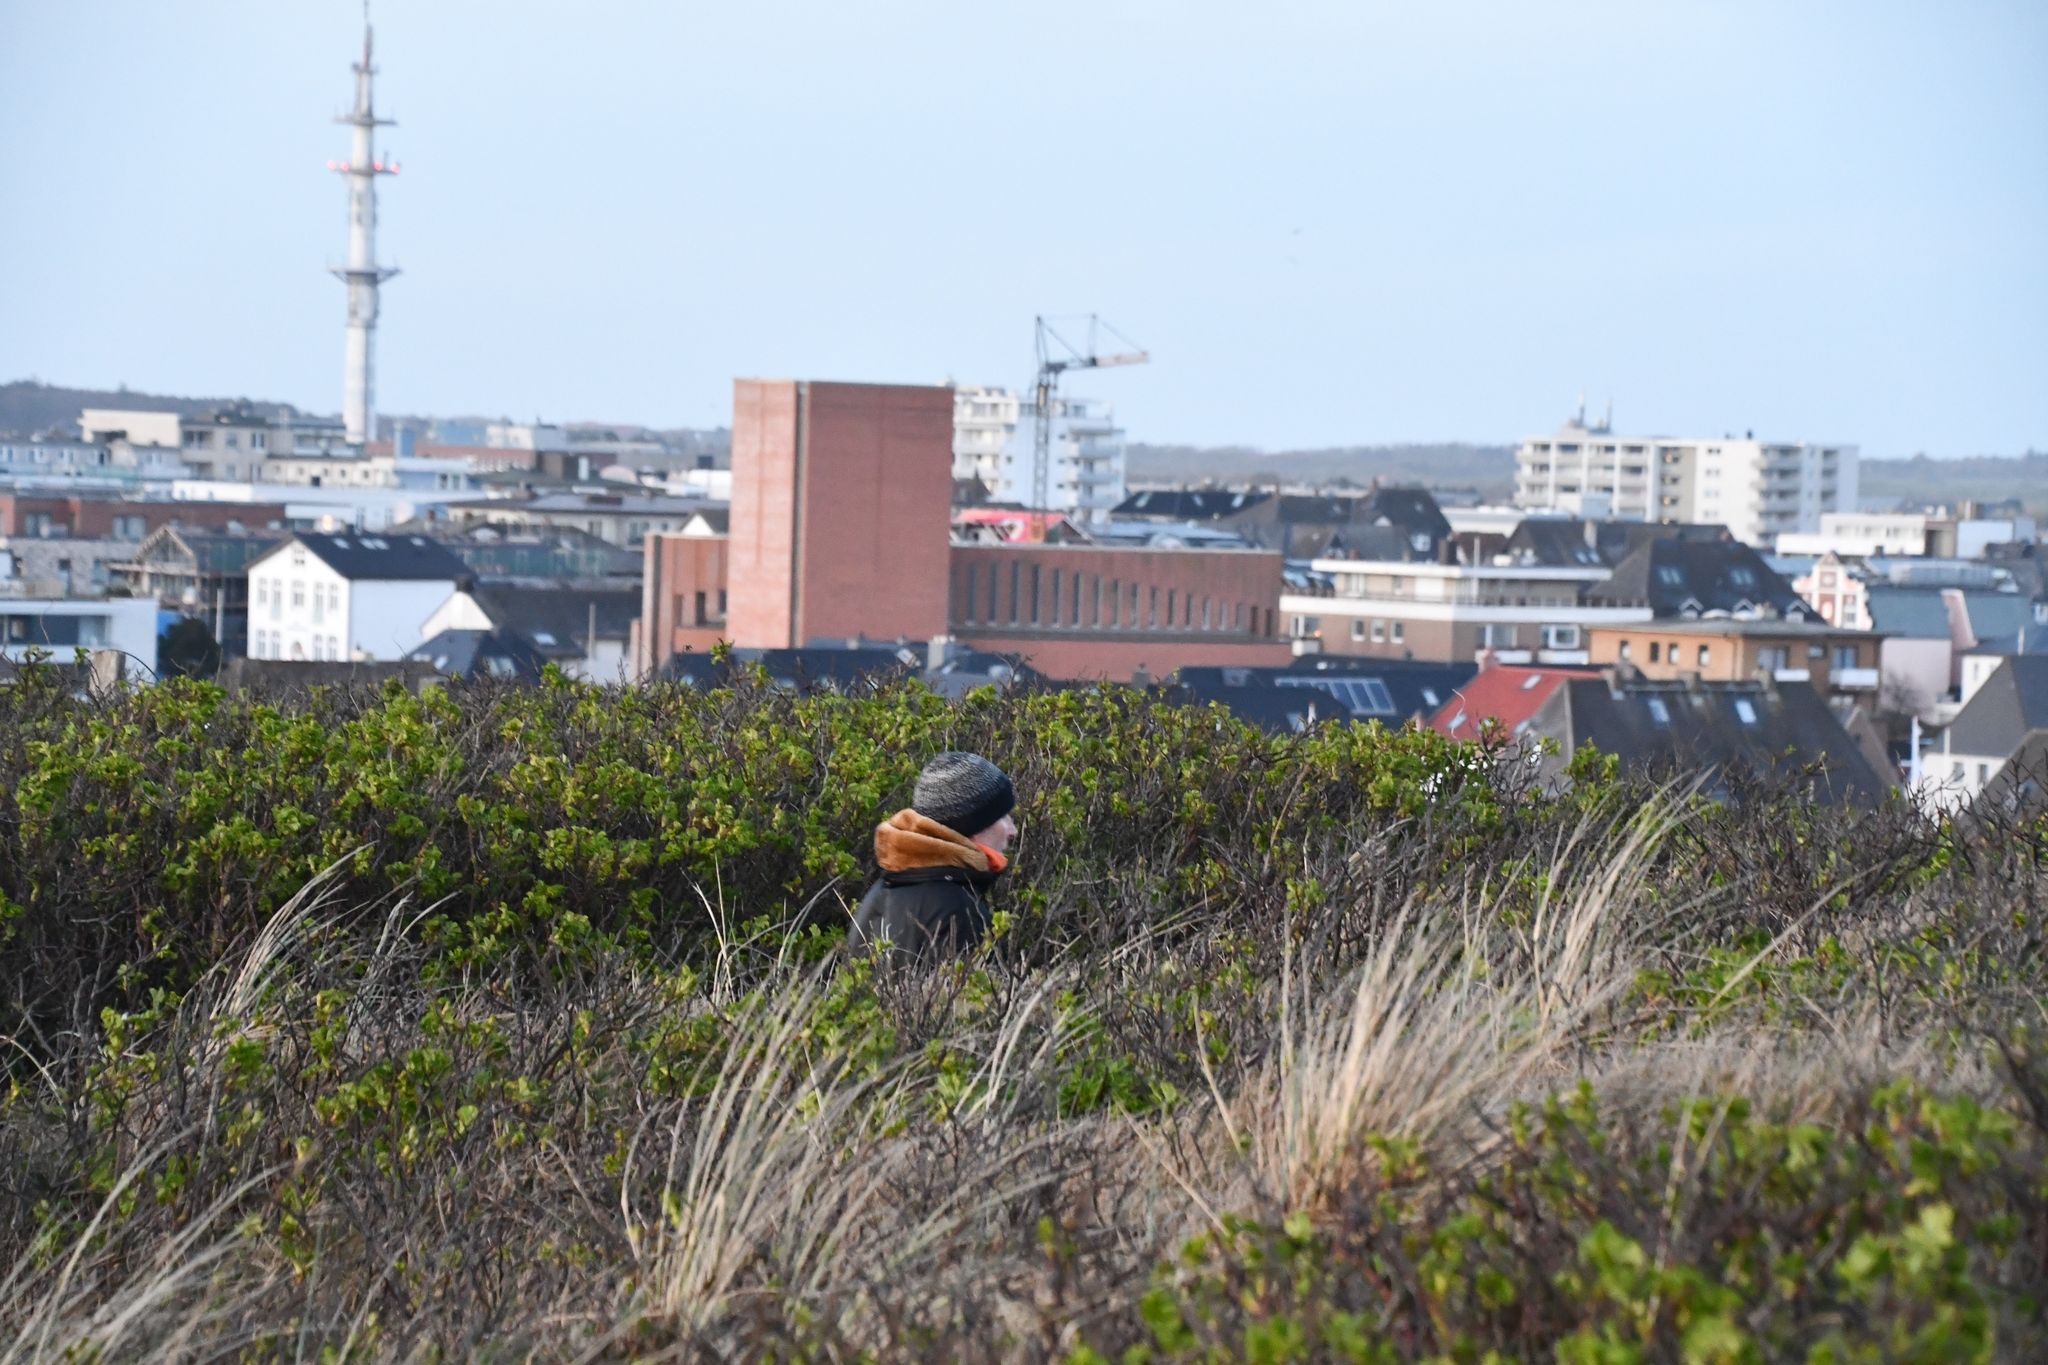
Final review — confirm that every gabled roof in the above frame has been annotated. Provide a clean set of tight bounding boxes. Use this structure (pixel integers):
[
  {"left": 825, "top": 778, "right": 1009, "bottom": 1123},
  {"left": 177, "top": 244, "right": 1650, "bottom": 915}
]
[
  {"left": 130, "top": 525, "right": 283, "bottom": 574},
  {"left": 258, "top": 532, "right": 471, "bottom": 582},
  {"left": 1173, "top": 658, "right": 1476, "bottom": 730},
  {"left": 1429, "top": 666, "right": 1591, "bottom": 742},
  {"left": 685, "top": 506, "right": 730, "bottom": 534},
  {"left": 1861, "top": 586, "right": 1955, "bottom": 640},
  {"left": 1113, "top": 489, "right": 1274, "bottom": 521},
  {"left": 1586, "top": 537, "right": 1808, "bottom": 618},
  {"left": 408, "top": 628, "right": 551, "bottom": 681},
  {"left": 1357, "top": 488, "right": 1453, "bottom": 546},
  {"left": 1863, "top": 585, "right": 2037, "bottom": 642},
  {"left": 1532, "top": 675, "right": 1894, "bottom": 805},
  {"left": 1966, "top": 620, "right": 2048, "bottom": 658},
  {"left": 1501, "top": 519, "right": 1725, "bottom": 569},
  {"left": 464, "top": 581, "right": 640, "bottom": 654},
  {"left": 1943, "top": 655, "right": 2048, "bottom": 759}
]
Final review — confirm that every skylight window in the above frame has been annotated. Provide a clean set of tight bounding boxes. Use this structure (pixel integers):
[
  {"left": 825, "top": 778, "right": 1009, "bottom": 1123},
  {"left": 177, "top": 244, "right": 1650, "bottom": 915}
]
[
  {"left": 1733, "top": 698, "right": 1759, "bottom": 725},
  {"left": 1520, "top": 674, "right": 1542, "bottom": 691},
  {"left": 1645, "top": 697, "right": 1671, "bottom": 725},
  {"left": 1655, "top": 565, "right": 1687, "bottom": 586}
]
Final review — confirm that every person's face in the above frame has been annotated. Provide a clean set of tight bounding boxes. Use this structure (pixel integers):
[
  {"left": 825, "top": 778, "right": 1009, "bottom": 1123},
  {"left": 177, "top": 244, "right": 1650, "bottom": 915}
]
[{"left": 977, "top": 812, "right": 1017, "bottom": 855}]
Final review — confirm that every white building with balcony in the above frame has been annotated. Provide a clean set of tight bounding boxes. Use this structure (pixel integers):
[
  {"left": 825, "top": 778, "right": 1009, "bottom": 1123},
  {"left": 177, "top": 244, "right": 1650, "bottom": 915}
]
[
  {"left": 1278, "top": 558, "right": 1651, "bottom": 665},
  {"left": 1515, "top": 415, "right": 1857, "bottom": 548},
  {"left": 952, "top": 386, "right": 1127, "bottom": 523},
  {"left": 0, "top": 597, "right": 159, "bottom": 667}
]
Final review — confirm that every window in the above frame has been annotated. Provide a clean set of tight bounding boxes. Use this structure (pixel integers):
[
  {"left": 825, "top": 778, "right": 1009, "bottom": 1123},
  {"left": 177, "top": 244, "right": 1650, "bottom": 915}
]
[
  {"left": 1833, "top": 645, "right": 1858, "bottom": 671},
  {"left": 1645, "top": 697, "right": 1671, "bottom": 725},
  {"left": 1655, "top": 565, "right": 1686, "bottom": 587},
  {"left": 1370, "top": 620, "right": 1385, "bottom": 643},
  {"left": 1649, "top": 642, "right": 1661, "bottom": 663},
  {"left": 1391, "top": 621, "right": 1405, "bottom": 644},
  {"left": 112, "top": 515, "right": 146, "bottom": 541},
  {"left": 1350, "top": 620, "right": 1366, "bottom": 642},
  {"left": 1697, "top": 645, "right": 1710, "bottom": 668},
  {"left": 1978, "top": 763, "right": 1991, "bottom": 785},
  {"left": 1541, "top": 624, "right": 1580, "bottom": 650},
  {"left": 1733, "top": 698, "right": 1758, "bottom": 725},
  {"left": 1758, "top": 646, "right": 1790, "bottom": 671},
  {"left": 1618, "top": 640, "right": 1633, "bottom": 662},
  {"left": 291, "top": 581, "right": 306, "bottom": 609}
]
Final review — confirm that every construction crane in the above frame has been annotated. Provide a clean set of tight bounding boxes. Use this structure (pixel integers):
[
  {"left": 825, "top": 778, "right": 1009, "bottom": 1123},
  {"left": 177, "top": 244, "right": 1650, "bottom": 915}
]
[{"left": 1031, "top": 315, "right": 1148, "bottom": 513}]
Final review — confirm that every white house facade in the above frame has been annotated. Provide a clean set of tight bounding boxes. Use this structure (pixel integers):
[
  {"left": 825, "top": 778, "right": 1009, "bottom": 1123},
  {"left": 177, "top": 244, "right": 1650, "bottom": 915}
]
[{"left": 246, "top": 533, "right": 467, "bottom": 662}]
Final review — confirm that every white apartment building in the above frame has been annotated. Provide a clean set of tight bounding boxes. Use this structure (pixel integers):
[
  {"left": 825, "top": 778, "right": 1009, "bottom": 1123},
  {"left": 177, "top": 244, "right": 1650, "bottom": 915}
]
[
  {"left": 952, "top": 386, "right": 1127, "bottom": 523},
  {"left": 1777, "top": 512, "right": 1946, "bottom": 558},
  {"left": 0, "top": 439, "right": 187, "bottom": 491},
  {"left": 245, "top": 532, "right": 468, "bottom": 662},
  {"left": 1278, "top": 559, "right": 1651, "bottom": 665},
  {"left": 1515, "top": 416, "right": 1857, "bottom": 548}
]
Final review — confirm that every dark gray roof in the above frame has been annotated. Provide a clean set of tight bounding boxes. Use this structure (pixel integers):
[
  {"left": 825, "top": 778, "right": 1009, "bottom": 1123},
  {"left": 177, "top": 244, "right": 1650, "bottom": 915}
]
[
  {"left": 1943, "top": 655, "right": 2048, "bottom": 758},
  {"left": 1114, "top": 489, "right": 1274, "bottom": 521},
  {"left": 1864, "top": 586, "right": 2038, "bottom": 642},
  {"left": 466, "top": 581, "right": 640, "bottom": 655},
  {"left": 1587, "top": 537, "right": 1808, "bottom": 619},
  {"left": 519, "top": 493, "right": 706, "bottom": 515},
  {"left": 1967, "top": 620, "right": 2048, "bottom": 657},
  {"left": 1862, "top": 586, "right": 1955, "bottom": 640},
  {"left": 1960, "top": 594, "right": 2040, "bottom": 645},
  {"left": 408, "top": 628, "right": 550, "bottom": 681},
  {"left": 687, "top": 506, "right": 730, "bottom": 534},
  {"left": 275, "top": 532, "right": 471, "bottom": 582},
  {"left": 1357, "top": 488, "right": 1453, "bottom": 547},
  {"left": 1502, "top": 519, "right": 1727, "bottom": 569},
  {"left": 1533, "top": 675, "right": 1894, "bottom": 805},
  {"left": 1173, "top": 659, "right": 1476, "bottom": 731}
]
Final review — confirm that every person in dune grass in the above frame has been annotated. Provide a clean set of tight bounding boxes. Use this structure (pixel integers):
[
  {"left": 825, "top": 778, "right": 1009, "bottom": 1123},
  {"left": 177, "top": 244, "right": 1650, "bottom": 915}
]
[{"left": 849, "top": 751, "right": 1017, "bottom": 964}]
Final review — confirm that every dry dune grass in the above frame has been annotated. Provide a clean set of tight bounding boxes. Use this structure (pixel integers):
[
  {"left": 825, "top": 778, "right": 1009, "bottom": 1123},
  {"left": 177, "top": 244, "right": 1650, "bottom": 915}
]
[{"left": 2, "top": 742, "right": 2043, "bottom": 1358}]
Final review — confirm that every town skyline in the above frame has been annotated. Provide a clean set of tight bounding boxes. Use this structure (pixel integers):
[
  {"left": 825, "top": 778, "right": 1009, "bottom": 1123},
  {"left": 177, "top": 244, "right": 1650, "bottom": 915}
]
[{"left": 2, "top": 1, "right": 2044, "bottom": 456}]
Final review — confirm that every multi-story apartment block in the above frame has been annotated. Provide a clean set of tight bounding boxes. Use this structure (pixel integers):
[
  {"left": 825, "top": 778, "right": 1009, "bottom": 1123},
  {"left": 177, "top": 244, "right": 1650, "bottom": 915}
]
[
  {"left": 1278, "top": 557, "right": 1651, "bottom": 665},
  {"left": 1514, "top": 414, "right": 1857, "bottom": 548},
  {"left": 951, "top": 386, "right": 1127, "bottom": 523}
]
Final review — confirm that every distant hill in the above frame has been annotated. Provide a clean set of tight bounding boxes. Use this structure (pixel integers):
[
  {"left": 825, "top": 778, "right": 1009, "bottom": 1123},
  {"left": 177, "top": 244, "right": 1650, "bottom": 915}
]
[
  {"left": 1860, "top": 452, "right": 2048, "bottom": 518},
  {"left": 0, "top": 380, "right": 302, "bottom": 438},
  {"left": 1127, "top": 442, "right": 1518, "bottom": 497}
]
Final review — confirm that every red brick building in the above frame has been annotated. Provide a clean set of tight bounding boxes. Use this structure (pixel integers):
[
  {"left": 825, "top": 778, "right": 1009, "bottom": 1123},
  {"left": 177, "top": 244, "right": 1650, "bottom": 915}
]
[
  {"left": 637, "top": 377, "right": 1290, "bottom": 683},
  {"left": 0, "top": 494, "right": 289, "bottom": 539},
  {"left": 948, "top": 544, "right": 1287, "bottom": 678},
  {"left": 634, "top": 532, "right": 730, "bottom": 676},
  {"left": 728, "top": 380, "right": 954, "bottom": 649}
]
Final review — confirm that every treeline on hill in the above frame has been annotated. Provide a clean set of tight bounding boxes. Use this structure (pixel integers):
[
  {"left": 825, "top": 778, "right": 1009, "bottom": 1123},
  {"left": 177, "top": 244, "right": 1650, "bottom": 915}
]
[{"left": 0, "top": 667, "right": 2044, "bottom": 1360}]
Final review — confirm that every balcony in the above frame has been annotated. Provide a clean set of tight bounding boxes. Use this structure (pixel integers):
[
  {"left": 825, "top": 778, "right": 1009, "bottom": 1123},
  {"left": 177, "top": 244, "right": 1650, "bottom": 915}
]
[{"left": 1833, "top": 666, "right": 1880, "bottom": 690}]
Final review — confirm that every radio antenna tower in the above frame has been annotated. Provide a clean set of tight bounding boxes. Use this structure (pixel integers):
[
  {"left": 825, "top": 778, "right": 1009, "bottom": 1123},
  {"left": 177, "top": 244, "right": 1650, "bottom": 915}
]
[{"left": 328, "top": 5, "right": 400, "bottom": 446}]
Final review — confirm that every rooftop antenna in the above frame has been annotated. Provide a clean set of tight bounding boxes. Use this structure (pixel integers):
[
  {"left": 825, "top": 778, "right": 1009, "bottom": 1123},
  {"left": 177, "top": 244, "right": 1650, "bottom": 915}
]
[
  {"left": 1575, "top": 391, "right": 1587, "bottom": 426},
  {"left": 1603, "top": 397, "right": 1613, "bottom": 432}
]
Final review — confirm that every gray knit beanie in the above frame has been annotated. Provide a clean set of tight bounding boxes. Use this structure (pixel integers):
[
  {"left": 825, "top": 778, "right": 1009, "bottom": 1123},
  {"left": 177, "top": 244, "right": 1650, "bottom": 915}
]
[{"left": 913, "top": 752, "right": 1015, "bottom": 837}]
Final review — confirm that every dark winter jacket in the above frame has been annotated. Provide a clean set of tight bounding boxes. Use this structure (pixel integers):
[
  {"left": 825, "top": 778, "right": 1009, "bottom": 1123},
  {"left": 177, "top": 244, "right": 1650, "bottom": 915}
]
[{"left": 848, "top": 809, "right": 1008, "bottom": 964}]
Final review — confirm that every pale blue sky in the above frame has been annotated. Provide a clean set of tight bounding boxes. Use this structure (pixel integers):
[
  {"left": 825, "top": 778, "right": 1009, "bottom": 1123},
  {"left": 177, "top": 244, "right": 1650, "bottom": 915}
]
[{"left": 2, "top": 1, "right": 2043, "bottom": 454}]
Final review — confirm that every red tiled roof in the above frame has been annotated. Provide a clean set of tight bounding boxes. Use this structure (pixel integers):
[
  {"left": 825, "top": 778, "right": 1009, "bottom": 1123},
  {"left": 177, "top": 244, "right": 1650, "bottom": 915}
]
[{"left": 1429, "top": 665, "right": 1593, "bottom": 742}]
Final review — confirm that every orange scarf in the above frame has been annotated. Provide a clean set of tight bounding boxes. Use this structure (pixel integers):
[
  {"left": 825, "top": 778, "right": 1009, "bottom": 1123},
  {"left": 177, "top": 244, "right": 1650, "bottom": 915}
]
[{"left": 873, "top": 808, "right": 1009, "bottom": 875}]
